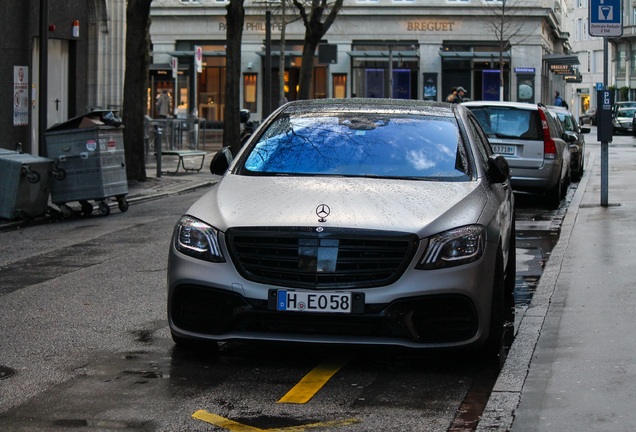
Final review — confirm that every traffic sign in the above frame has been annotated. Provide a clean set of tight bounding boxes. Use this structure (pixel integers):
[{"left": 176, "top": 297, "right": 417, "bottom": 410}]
[{"left": 589, "top": 0, "right": 622, "bottom": 37}]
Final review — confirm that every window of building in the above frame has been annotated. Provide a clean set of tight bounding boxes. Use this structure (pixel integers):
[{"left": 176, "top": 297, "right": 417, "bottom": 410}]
[
  {"left": 351, "top": 42, "right": 419, "bottom": 99},
  {"left": 333, "top": 74, "right": 347, "bottom": 98},
  {"left": 243, "top": 73, "right": 258, "bottom": 114},
  {"left": 617, "top": 48, "right": 626, "bottom": 75}
]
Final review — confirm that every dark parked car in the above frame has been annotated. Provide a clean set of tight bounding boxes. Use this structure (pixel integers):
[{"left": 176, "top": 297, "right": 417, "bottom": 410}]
[
  {"left": 613, "top": 107, "right": 636, "bottom": 134},
  {"left": 579, "top": 108, "right": 597, "bottom": 126},
  {"left": 168, "top": 99, "right": 516, "bottom": 359},
  {"left": 463, "top": 101, "right": 573, "bottom": 209},
  {"left": 547, "top": 106, "right": 589, "bottom": 182}
]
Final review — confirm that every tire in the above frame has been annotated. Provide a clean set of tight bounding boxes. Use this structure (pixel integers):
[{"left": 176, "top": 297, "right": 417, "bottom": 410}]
[
  {"left": 117, "top": 197, "right": 129, "bottom": 212},
  {"left": 480, "top": 247, "right": 507, "bottom": 364},
  {"left": 545, "top": 173, "right": 562, "bottom": 210},
  {"left": 80, "top": 200, "right": 93, "bottom": 216},
  {"left": 560, "top": 166, "right": 571, "bottom": 198},
  {"left": 504, "top": 219, "right": 516, "bottom": 298},
  {"left": 98, "top": 201, "right": 111, "bottom": 216}
]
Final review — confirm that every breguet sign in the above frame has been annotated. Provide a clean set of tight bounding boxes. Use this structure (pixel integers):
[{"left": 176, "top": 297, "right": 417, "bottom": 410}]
[{"left": 406, "top": 20, "right": 456, "bottom": 32}]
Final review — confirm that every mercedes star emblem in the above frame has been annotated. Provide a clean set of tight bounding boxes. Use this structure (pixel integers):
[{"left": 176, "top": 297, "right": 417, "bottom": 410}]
[{"left": 316, "top": 204, "right": 330, "bottom": 223}]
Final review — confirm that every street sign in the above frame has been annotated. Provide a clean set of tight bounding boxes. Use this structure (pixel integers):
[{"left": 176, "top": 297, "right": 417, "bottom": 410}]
[{"left": 589, "top": 0, "right": 622, "bottom": 37}]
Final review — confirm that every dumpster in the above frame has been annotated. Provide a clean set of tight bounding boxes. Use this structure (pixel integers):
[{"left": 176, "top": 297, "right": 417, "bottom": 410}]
[
  {"left": 0, "top": 150, "right": 54, "bottom": 220},
  {"left": 45, "top": 111, "right": 128, "bottom": 217}
]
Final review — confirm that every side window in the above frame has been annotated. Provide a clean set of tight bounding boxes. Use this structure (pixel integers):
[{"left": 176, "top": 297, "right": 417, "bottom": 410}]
[
  {"left": 543, "top": 109, "right": 563, "bottom": 138},
  {"left": 467, "top": 114, "right": 492, "bottom": 170}
]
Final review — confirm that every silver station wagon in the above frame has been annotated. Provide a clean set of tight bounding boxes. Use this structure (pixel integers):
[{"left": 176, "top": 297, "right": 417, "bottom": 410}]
[
  {"left": 463, "top": 101, "right": 572, "bottom": 209},
  {"left": 167, "top": 99, "right": 516, "bottom": 359}
]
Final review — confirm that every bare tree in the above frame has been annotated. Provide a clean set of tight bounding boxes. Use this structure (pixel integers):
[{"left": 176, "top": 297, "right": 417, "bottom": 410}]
[
  {"left": 483, "top": 0, "right": 531, "bottom": 101},
  {"left": 122, "top": 0, "right": 153, "bottom": 181},
  {"left": 292, "top": 0, "right": 344, "bottom": 100},
  {"left": 223, "top": 0, "right": 246, "bottom": 155}
]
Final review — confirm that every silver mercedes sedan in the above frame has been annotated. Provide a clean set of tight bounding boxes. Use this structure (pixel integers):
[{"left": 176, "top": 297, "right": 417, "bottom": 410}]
[{"left": 167, "top": 98, "right": 515, "bottom": 359}]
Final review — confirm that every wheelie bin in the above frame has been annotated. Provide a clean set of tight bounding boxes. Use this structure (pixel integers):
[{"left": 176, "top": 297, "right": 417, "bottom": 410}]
[
  {"left": 0, "top": 150, "right": 54, "bottom": 220},
  {"left": 45, "top": 111, "right": 129, "bottom": 217}
]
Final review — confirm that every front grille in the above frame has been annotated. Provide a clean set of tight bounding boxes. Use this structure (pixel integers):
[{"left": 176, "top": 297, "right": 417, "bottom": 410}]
[{"left": 226, "top": 227, "right": 419, "bottom": 289}]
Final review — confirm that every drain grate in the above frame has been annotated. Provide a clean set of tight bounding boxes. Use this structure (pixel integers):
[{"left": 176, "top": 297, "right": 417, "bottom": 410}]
[{"left": 0, "top": 366, "right": 16, "bottom": 380}]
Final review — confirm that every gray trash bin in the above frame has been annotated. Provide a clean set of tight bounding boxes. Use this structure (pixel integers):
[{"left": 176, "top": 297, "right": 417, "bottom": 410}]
[
  {"left": 0, "top": 151, "right": 53, "bottom": 220},
  {"left": 45, "top": 111, "right": 129, "bottom": 217}
]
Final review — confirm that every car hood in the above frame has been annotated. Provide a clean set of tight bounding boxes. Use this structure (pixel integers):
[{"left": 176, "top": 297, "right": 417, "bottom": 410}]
[{"left": 186, "top": 174, "right": 487, "bottom": 235}]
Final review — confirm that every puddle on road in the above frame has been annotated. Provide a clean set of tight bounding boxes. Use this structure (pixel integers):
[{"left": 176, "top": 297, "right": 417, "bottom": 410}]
[{"left": 514, "top": 229, "right": 559, "bottom": 308}]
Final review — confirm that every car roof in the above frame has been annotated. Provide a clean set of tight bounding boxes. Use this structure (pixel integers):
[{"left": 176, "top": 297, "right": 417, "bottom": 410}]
[
  {"left": 281, "top": 98, "right": 460, "bottom": 118},
  {"left": 546, "top": 105, "right": 570, "bottom": 113},
  {"left": 462, "top": 100, "right": 543, "bottom": 111}
]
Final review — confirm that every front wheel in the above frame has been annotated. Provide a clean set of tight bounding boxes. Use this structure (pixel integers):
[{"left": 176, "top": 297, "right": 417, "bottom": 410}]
[{"left": 480, "top": 248, "right": 508, "bottom": 366}]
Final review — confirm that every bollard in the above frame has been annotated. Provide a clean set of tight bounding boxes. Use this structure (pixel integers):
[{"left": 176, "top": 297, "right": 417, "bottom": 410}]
[{"left": 155, "top": 125, "right": 162, "bottom": 178}]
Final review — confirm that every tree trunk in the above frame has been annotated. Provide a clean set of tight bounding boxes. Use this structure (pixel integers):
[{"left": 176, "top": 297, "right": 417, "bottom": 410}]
[
  {"left": 293, "top": 0, "right": 343, "bottom": 101},
  {"left": 223, "top": 0, "right": 245, "bottom": 156},
  {"left": 122, "top": 0, "right": 152, "bottom": 182}
]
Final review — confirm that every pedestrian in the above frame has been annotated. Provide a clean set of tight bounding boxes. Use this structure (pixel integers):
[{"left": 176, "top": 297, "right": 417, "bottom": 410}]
[
  {"left": 449, "top": 86, "right": 467, "bottom": 104},
  {"left": 156, "top": 90, "right": 171, "bottom": 119},
  {"left": 446, "top": 87, "right": 457, "bottom": 102},
  {"left": 554, "top": 91, "right": 564, "bottom": 107}
]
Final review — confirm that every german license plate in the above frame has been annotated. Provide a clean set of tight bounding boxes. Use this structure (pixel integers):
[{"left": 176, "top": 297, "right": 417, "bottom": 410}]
[
  {"left": 492, "top": 145, "right": 515, "bottom": 155},
  {"left": 276, "top": 290, "right": 352, "bottom": 313}
]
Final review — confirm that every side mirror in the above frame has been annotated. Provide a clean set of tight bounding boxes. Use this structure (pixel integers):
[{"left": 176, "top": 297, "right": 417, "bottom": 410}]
[
  {"left": 209, "top": 146, "right": 234, "bottom": 175},
  {"left": 487, "top": 154, "right": 510, "bottom": 184},
  {"left": 563, "top": 132, "right": 577, "bottom": 143}
]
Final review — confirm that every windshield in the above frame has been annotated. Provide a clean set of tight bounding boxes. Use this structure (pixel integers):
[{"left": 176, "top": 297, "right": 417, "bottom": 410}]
[
  {"left": 554, "top": 112, "right": 575, "bottom": 132},
  {"left": 467, "top": 106, "right": 542, "bottom": 140},
  {"left": 239, "top": 112, "right": 471, "bottom": 180},
  {"left": 616, "top": 109, "right": 636, "bottom": 118}
]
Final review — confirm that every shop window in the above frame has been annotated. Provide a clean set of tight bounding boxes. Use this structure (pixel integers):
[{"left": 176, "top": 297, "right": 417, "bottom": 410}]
[
  {"left": 314, "top": 68, "right": 327, "bottom": 99},
  {"left": 333, "top": 74, "right": 347, "bottom": 98},
  {"left": 244, "top": 73, "right": 258, "bottom": 114}
]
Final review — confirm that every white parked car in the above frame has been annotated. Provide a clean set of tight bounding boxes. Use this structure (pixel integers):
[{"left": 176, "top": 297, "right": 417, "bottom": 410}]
[{"left": 167, "top": 99, "right": 516, "bottom": 360}]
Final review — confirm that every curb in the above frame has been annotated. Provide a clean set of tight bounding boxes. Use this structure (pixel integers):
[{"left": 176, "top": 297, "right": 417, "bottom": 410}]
[{"left": 475, "top": 151, "right": 594, "bottom": 431}]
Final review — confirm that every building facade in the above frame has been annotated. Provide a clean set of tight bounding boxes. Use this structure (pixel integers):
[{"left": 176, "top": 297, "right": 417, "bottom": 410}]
[
  {"left": 149, "top": 0, "right": 576, "bottom": 123},
  {"left": 566, "top": 0, "right": 607, "bottom": 117},
  {"left": 0, "top": 0, "right": 125, "bottom": 155}
]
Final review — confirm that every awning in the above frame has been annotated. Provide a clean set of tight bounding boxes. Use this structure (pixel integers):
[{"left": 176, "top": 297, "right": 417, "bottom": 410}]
[
  {"left": 542, "top": 53, "right": 580, "bottom": 66},
  {"left": 347, "top": 51, "right": 420, "bottom": 59},
  {"left": 439, "top": 51, "right": 511, "bottom": 60},
  {"left": 149, "top": 63, "right": 189, "bottom": 71},
  {"left": 162, "top": 50, "right": 226, "bottom": 57},
  {"left": 257, "top": 51, "right": 304, "bottom": 57}
]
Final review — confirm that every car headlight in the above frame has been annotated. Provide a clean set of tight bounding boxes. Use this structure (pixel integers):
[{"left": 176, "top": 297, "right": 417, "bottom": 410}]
[
  {"left": 416, "top": 225, "right": 485, "bottom": 270},
  {"left": 174, "top": 215, "right": 225, "bottom": 262}
]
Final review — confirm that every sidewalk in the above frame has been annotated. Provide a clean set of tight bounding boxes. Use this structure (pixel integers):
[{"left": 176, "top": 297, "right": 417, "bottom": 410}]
[{"left": 478, "top": 140, "right": 636, "bottom": 431}]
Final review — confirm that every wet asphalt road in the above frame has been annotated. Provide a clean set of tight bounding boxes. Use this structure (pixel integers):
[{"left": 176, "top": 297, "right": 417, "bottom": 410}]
[{"left": 0, "top": 174, "right": 571, "bottom": 431}]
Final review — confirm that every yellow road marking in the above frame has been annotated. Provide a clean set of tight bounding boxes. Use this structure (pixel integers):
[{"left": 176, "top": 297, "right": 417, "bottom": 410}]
[
  {"left": 193, "top": 410, "right": 360, "bottom": 431},
  {"left": 277, "top": 357, "right": 349, "bottom": 404},
  {"left": 192, "top": 410, "right": 263, "bottom": 431}
]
